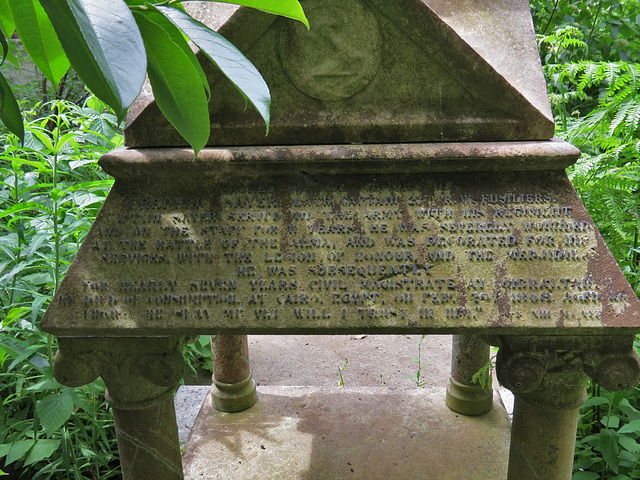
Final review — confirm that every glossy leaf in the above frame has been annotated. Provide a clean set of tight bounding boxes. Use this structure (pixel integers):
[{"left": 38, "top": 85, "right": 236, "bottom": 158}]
[
  {"left": 40, "top": 0, "right": 146, "bottom": 120},
  {"left": 0, "top": 28, "right": 6, "bottom": 64},
  {"left": 141, "top": 7, "right": 209, "bottom": 101},
  {"left": 9, "top": 0, "right": 69, "bottom": 88},
  {"left": 157, "top": 6, "right": 270, "bottom": 133},
  {"left": 133, "top": 10, "right": 210, "bottom": 154},
  {"left": 0, "top": 0, "right": 15, "bottom": 38},
  {"left": 216, "top": 0, "right": 308, "bottom": 28},
  {"left": 0, "top": 71, "right": 24, "bottom": 143}
]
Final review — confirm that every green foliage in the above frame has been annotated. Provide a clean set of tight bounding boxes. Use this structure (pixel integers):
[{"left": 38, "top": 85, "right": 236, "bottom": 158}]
[
  {"left": 407, "top": 334, "right": 428, "bottom": 387},
  {"left": 557, "top": 60, "right": 640, "bottom": 297},
  {"left": 0, "top": 0, "right": 308, "bottom": 153},
  {"left": 532, "top": 2, "right": 640, "bottom": 478},
  {"left": 532, "top": 0, "right": 640, "bottom": 63},
  {"left": 0, "top": 98, "right": 121, "bottom": 478},
  {"left": 338, "top": 358, "right": 348, "bottom": 387}
]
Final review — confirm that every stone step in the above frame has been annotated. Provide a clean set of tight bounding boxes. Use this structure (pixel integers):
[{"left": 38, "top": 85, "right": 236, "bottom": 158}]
[{"left": 181, "top": 385, "right": 511, "bottom": 480}]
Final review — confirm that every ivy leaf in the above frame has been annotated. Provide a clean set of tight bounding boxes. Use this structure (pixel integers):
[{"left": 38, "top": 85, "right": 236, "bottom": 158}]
[
  {"left": 216, "top": 0, "right": 308, "bottom": 29},
  {"left": 157, "top": 6, "right": 270, "bottom": 133},
  {"left": 133, "top": 10, "right": 210, "bottom": 154},
  {"left": 36, "top": 390, "right": 74, "bottom": 435},
  {"left": 9, "top": 0, "right": 70, "bottom": 88},
  {"left": 39, "top": 0, "right": 146, "bottom": 120},
  {"left": 0, "top": 71, "right": 24, "bottom": 143}
]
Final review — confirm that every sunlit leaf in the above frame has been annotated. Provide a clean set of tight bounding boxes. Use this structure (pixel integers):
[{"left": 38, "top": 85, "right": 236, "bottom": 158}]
[
  {"left": 133, "top": 10, "right": 209, "bottom": 154},
  {"left": 40, "top": 0, "right": 146, "bottom": 120},
  {"left": 0, "top": 0, "right": 16, "bottom": 38},
  {"left": 157, "top": 6, "right": 270, "bottom": 133},
  {"left": 9, "top": 0, "right": 69, "bottom": 88},
  {"left": 139, "top": 6, "right": 209, "bottom": 100},
  {"left": 215, "top": 0, "right": 308, "bottom": 28}
]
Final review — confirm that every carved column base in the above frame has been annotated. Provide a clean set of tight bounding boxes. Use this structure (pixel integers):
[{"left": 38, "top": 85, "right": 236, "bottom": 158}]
[
  {"left": 211, "top": 375, "right": 258, "bottom": 413},
  {"left": 211, "top": 335, "right": 257, "bottom": 413},
  {"left": 446, "top": 334, "right": 493, "bottom": 415},
  {"left": 446, "top": 377, "right": 493, "bottom": 416}
]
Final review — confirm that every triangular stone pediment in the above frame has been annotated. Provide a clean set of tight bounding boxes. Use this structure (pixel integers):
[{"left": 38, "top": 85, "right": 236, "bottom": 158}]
[{"left": 124, "top": 0, "right": 554, "bottom": 147}]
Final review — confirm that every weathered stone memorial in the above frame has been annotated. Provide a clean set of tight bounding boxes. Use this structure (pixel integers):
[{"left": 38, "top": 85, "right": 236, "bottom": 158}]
[{"left": 43, "top": 1, "right": 640, "bottom": 479}]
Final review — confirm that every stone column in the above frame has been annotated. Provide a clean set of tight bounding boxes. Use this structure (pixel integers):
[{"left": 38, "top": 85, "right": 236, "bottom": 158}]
[
  {"left": 446, "top": 334, "right": 493, "bottom": 415},
  {"left": 210, "top": 335, "right": 257, "bottom": 412},
  {"left": 54, "top": 337, "right": 186, "bottom": 480},
  {"left": 497, "top": 335, "right": 640, "bottom": 480}
]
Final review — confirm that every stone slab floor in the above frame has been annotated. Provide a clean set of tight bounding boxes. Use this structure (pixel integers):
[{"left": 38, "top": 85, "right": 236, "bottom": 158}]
[{"left": 176, "top": 335, "right": 513, "bottom": 479}]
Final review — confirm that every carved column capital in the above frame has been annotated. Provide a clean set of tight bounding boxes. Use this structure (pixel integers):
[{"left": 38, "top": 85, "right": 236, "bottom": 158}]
[
  {"left": 55, "top": 336, "right": 186, "bottom": 409},
  {"left": 581, "top": 336, "right": 640, "bottom": 391},
  {"left": 497, "top": 335, "right": 640, "bottom": 402},
  {"left": 54, "top": 336, "right": 187, "bottom": 480}
]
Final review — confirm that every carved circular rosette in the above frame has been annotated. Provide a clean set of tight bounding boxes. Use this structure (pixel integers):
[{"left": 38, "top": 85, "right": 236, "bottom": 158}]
[
  {"left": 278, "top": 0, "right": 383, "bottom": 101},
  {"left": 496, "top": 351, "right": 546, "bottom": 395},
  {"left": 584, "top": 352, "right": 640, "bottom": 392}
]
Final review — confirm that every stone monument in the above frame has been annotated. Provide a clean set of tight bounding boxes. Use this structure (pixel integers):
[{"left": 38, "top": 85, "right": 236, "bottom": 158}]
[{"left": 43, "top": 1, "right": 640, "bottom": 479}]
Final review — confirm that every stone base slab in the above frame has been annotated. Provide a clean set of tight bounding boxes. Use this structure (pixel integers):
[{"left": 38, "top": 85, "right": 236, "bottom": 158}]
[{"left": 182, "top": 385, "right": 511, "bottom": 479}]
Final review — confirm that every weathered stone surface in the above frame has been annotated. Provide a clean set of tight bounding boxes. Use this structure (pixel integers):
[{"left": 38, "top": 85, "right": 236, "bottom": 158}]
[
  {"left": 41, "top": 144, "right": 640, "bottom": 336},
  {"left": 125, "top": 0, "right": 554, "bottom": 147},
  {"left": 182, "top": 386, "right": 511, "bottom": 480}
]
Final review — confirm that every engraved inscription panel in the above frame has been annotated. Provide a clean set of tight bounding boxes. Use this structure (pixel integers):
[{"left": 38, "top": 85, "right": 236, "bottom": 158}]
[{"left": 44, "top": 170, "right": 638, "bottom": 335}]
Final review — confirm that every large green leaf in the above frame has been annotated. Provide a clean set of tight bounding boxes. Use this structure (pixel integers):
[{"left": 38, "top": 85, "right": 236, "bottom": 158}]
[
  {"left": 133, "top": 10, "right": 210, "bottom": 154},
  {"left": 0, "top": 0, "right": 15, "bottom": 38},
  {"left": 139, "top": 6, "right": 210, "bottom": 100},
  {"left": 40, "top": 0, "right": 146, "bottom": 120},
  {"left": 157, "top": 6, "right": 270, "bottom": 133},
  {"left": 0, "top": 28, "right": 7, "bottom": 63},
  {"left": 9, "top": 0, "right": 69, "bottom": 88},
  {"left": 1, "top": 440, "right": 33, "bottom": 465},
  {"left": 0, "top": 71, "right": 24, "bottom": 142},
  {"left": 23, "top": 439, "right": 60, "bottom": 467},
  {"left": 599, "top": 429, "right": 620, "bottom": 474},
  {"left": 36, "top": 390, "right": 74, "bottom": 435},
  {"left": 216, "top": 0, "right": 308, "bottom": 28}
]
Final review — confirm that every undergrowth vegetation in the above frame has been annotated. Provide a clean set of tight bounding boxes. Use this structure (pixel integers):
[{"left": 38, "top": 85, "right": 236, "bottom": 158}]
[
  {"left": 535, "top": 1, "right": 640, "bottom": 478},
  {"left": 0, "top": 98, "right": 122, "bottom": 478},
  {"left": 0, "top": 1, "right": 638, "bottom": 479}
]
